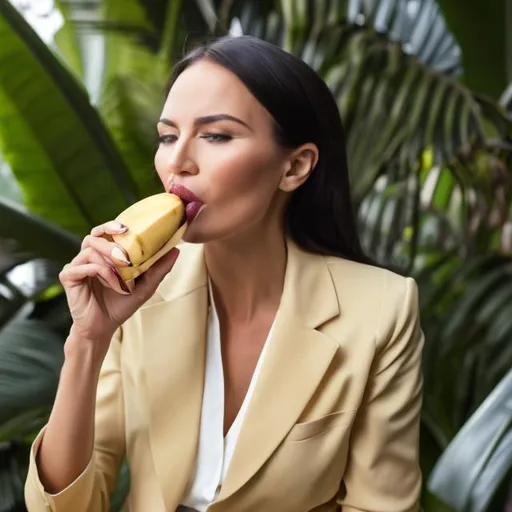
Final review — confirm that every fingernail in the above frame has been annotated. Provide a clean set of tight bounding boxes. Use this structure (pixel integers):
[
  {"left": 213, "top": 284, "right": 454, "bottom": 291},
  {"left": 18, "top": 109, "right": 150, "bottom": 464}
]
[
  {"left": 107, "top": 221, "right": 128, "bottom": 233},
  {"left": 111, "top": 246, "right": 131, "bottom": 265},
  {"left": 110, "top": 266, "right": 131, "bottom": 294}
]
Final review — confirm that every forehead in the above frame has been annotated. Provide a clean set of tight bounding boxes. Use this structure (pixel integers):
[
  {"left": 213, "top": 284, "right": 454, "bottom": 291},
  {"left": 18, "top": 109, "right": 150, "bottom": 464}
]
[{"left": 162, "top": 59, "right": 270, "bottom": 126}]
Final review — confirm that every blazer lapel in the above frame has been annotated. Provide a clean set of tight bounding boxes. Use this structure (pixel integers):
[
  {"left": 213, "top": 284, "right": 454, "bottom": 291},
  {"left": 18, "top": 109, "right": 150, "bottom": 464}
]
[
  {"left": 213, "top": 239, "right": 341, "bottom": 505},
  {"left": 140, "top": 243, "right": 208, "bottom": 511}
]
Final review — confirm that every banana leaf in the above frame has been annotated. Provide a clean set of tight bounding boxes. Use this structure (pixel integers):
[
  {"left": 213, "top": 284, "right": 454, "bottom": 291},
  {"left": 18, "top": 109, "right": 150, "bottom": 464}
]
[
  {"left": 52, "top": 0, "right": 84, "bottom": 80},
  {"left": 0, "top": 0, "right": 140, "bottom": 237}
]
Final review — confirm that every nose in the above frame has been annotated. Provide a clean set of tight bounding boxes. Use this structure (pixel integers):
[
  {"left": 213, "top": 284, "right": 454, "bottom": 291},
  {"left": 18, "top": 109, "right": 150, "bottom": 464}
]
[{"left": 167, "top": 138, "right": 198, "bottom": 176}]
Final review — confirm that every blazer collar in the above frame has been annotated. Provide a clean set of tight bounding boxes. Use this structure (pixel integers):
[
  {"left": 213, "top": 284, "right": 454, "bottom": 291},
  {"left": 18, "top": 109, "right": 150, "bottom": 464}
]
[{"left": 140, "top": 238, "right": 340, "bottom": 510}]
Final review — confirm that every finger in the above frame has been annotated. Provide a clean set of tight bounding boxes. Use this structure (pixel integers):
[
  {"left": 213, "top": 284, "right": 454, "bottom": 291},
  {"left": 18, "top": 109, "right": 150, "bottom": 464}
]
[
  {"left": 132, "top": 247, "right": 180, "bottom": 297},
  {"left": 90, "top": 221, "right": 128, "bottom": 237},
  {"left": 71, "top": 247, "right": 132, "bottom": 294},
  {"left": 59, "top": 263, "right": 130, "bottom": 295},
  {"left": 65, "top": 248, "right": 130, "bottom": 294},
  {"left": 80, "top": 236, "right": 131, "bottom": 267}
]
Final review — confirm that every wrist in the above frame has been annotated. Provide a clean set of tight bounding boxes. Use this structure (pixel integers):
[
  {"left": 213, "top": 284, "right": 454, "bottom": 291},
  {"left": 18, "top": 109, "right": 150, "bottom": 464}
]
[{"left": 64, "top": 325, "right": 113, "bottom": 369}]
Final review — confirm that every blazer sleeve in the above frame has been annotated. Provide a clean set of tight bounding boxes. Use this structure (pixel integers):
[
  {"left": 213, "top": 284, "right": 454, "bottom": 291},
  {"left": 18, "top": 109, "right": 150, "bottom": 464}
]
[
  {"left": 337, "top": 275, "right": 424, "bottom": 512},
  {"left": 24, "top": 327, "right": 126, "bottom": 512}
]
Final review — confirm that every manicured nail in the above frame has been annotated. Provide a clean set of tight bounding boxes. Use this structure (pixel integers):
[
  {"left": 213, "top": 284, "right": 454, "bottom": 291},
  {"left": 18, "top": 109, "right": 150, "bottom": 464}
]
[
  {"left": 109, "top": 265, "right": 131, "bottom": 294},
  {"left": 111, "top": 246, "right": 131, "bottom": 265},
  {"left": 107, "top": 221, "right": 128, "bottom": 233}
]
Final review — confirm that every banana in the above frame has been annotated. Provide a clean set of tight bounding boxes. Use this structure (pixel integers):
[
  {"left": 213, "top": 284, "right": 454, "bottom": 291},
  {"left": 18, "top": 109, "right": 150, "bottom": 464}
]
[{"left": 109, "top": 193, "right": 186, "bottom": 282}]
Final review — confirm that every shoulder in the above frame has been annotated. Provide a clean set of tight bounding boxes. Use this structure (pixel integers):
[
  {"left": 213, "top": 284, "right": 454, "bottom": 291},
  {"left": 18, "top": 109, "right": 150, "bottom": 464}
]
[{"left": 323, "top": 255, "right": 421, "bottom": 349}]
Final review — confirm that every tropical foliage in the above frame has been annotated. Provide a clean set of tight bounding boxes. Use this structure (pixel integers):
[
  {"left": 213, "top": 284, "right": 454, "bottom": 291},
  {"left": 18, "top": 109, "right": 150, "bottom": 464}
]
[{"left": 0, "top": 0, "right": 511, "bottom": 511}]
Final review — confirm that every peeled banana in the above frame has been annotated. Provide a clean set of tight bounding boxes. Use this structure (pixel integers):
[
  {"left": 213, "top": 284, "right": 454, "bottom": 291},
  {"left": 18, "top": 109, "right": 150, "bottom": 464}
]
[{"left": 109, "top": 193, "right": 186, "bottom": 282}]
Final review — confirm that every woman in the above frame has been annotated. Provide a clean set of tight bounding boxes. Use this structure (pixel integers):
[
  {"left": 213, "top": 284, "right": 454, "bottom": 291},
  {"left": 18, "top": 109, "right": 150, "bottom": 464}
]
[{"left": 25, "top": 35, "right": 424, "bottom": 512}]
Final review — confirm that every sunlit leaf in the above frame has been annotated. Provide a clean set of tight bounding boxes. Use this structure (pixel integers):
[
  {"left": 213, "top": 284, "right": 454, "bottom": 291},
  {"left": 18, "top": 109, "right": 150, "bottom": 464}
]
[{"left": 0, "top": 0, "right": 140, "bottom": 237}]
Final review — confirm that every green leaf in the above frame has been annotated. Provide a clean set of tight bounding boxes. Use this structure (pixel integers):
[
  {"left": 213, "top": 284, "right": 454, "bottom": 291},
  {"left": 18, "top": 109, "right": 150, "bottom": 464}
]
[
  {"left": 0, "top": 0, "right": 140, "bottom": 237},
  {"left": 0, "top": 160, "right": 22, "bottom": 204},
  {"left": 53, "top": 0, "right": 84, "bottom": 79},
  {"left": 0, "top": 197, "right": 80, "bottom": 266},
  {"left": 0, "top": 319, "right": 64, "bottom": 426},
  {"left": 99, "top": 75, "right": 162, "bottom": 199},
  {"left": 436, "top": 0, "right": 508, "bottom": 100},
  {"left": 427, "top": 369, "right": 512, "bottom": 511},
  {"left": 226, "top": 0, "right": 511, "bottom": 206},
  {"left": 0, "top": 406, "right": 51, "bottom": 443},
  {"left": 0, "top": 442, "right": 26, "bottom": 512}
]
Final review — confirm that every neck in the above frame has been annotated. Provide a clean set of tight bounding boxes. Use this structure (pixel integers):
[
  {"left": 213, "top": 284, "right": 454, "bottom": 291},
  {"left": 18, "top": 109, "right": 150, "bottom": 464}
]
[{"left": 204, "top": 226, "right": 287, "bottom": 325}]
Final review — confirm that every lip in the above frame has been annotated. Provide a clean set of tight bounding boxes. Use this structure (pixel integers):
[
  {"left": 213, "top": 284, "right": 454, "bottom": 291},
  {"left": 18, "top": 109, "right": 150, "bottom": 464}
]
[
  {"left": 167, "top": 182, "right": 203, "bottom": 205},
  {"left": 167, "top": 182, "right": 204, "bottom": 223}
]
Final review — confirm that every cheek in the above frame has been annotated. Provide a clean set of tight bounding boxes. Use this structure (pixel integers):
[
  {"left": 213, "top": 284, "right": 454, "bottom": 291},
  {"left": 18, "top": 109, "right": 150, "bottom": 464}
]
[
  {"left": 154, "top": 148, "right": 168, "bottom": 186},
  {"left": 208, "top": 141, "right": 281, "bottom": 194},
  {"left": 198, "top": 143, "right": 283, "bottom": 233}
]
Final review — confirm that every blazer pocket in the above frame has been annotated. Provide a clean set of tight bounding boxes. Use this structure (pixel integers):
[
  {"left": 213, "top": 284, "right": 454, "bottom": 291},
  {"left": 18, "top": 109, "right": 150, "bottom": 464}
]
[{"left": 285, "top": 410, "right": 354, "bottom": 443}]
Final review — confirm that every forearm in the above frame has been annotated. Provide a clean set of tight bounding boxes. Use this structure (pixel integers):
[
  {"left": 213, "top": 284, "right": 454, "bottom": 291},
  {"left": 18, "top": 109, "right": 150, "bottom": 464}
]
[{"left": 36, "top": 335, "right": 104, "bottom": 494}]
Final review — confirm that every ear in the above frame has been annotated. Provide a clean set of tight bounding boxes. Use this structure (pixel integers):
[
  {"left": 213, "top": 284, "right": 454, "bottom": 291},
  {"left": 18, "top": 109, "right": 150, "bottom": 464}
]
[{"left": 279, "top": 143, "right": 319, "bottom": 192}]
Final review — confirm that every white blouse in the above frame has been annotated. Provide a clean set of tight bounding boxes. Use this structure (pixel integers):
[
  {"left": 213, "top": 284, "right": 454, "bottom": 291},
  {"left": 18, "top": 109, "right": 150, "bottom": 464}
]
[{"left": 178, "top": 281, "right": 276, "bottom": 512}]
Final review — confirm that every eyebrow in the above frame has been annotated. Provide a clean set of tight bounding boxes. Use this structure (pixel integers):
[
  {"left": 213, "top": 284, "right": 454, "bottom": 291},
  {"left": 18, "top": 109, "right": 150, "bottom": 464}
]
[{"left": 158, "top": 114, "right": 252, "bottom": 131}]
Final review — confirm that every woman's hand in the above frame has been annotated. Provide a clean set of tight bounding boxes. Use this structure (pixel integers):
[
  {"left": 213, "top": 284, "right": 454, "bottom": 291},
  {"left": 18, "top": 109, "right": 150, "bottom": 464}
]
[{"left": 59, "top": 220, "right": 180, "bottom": 360}]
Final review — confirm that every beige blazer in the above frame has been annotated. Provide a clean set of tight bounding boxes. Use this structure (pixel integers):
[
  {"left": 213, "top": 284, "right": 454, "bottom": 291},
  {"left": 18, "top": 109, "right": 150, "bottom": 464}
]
[{"left": 25, "top": 238, "right": 424, "bottom": 512}]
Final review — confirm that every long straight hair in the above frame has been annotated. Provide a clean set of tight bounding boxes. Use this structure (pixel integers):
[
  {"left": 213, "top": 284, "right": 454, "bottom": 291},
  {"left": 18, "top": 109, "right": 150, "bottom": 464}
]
[{"left": 166, "top": 35, "right": 374, "bottom": 266}]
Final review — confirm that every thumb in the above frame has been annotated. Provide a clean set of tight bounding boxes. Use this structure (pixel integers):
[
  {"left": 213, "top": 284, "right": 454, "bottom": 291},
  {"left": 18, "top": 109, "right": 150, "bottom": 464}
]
[{"left": 132, "top": 247, "right": 181, "bottom": 297}]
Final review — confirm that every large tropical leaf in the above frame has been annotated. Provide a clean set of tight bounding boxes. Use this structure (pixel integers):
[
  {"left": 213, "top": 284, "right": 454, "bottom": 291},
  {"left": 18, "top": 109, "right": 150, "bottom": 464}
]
[
  {"left": 52, "top": 0, "right": 84, "bottom": 80},
  {"left": 0, "top": 318, "right": 64, "bottom": 427},
  {"left": 427, "top": 369, "right": 512, "bottom": 512},
  {"left": 436, "top": 0, "right": 508, "bottom": 100},
  {"left": 0, "top": 0, "right": 140, "bottom": 237},
  {"left": 0, "top": 197, "right": 77, "bottom": 328},
  {"left": 0, "top": 197, "right": 80, "bottom": 267},
  {"left": 52, "top": 0, "right": 209, "bottom": 201},
  {"left": 0, "top": 318, "right": 65, "bottom": 512}
]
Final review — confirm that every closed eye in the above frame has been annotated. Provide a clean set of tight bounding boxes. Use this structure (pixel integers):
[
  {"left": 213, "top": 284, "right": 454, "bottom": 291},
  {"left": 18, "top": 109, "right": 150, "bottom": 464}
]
[
  {"left": 158, "top": 134, "right": 177, "bottom": 144},
  {"left": 158, "top": 133, "right": 233, "bottom": 145},
  {"left": 200, "top": 133, "right": 232, "bottom": 143}
]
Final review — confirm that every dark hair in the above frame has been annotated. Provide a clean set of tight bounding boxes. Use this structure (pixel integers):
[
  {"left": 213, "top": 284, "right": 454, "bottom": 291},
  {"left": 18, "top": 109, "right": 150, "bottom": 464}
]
[{"left": 166, "top": 35, "right": 374, "bottom": 266}]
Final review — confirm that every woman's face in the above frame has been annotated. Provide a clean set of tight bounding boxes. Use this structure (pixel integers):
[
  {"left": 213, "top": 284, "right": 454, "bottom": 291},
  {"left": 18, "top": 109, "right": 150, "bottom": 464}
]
[{"left": 154, "top": 59, "right": 290, "bottom": 244}]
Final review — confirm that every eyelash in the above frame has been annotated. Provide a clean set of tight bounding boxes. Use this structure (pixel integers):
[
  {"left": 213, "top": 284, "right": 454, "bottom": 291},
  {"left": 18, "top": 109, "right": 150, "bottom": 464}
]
[{"left": 158, "top": 133, "right": 232, "bottom": 145}]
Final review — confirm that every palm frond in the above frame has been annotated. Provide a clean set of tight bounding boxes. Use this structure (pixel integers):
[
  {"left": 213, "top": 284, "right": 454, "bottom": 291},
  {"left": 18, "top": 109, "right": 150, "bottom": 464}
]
[
  {"left": 214, "top": 0, "right": 512, "bottom": 207},
  {"left": 427, "top": 368, "right": 512, "bottom": 512},
  {"left": 417, "top": 253, "right": 512, "bottom": 435}
]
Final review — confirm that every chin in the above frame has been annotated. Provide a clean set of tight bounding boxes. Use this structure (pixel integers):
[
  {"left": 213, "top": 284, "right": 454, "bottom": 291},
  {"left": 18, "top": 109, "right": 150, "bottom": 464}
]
[{"left": 181, "top": 224, "right": 212, "bottom": 244}]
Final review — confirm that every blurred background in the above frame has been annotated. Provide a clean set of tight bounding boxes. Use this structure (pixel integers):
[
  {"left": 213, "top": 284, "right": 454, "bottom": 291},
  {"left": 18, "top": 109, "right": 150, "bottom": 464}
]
[{"left": 0, "top": 0, "right": 511, "bottom": 511}]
